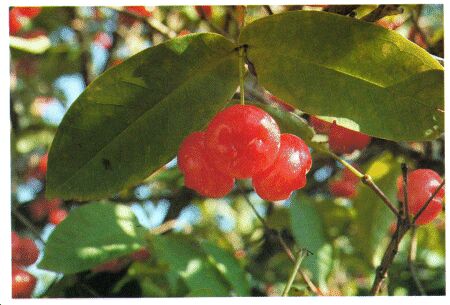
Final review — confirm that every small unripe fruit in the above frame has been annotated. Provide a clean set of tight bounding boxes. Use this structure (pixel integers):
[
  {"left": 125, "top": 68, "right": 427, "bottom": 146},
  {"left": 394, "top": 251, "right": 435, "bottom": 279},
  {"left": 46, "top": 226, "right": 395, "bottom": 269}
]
[
  {"left": 205, "top": 105, "right": 281, "bottom": 178},
  {"left": 397, "top": 169, "right": 445, "bottom": 225},
  {"left": 12, "top": 264, "right": 37, "bottom": 298},
  {"left": 253, "top": 133, "right": 311, "bottom": 201},
  {"left": 328, "top": 121, "right": 371, "bottom": 154},
  {"left": 178, "top": 132, "right": 234, "bottom": 198}
]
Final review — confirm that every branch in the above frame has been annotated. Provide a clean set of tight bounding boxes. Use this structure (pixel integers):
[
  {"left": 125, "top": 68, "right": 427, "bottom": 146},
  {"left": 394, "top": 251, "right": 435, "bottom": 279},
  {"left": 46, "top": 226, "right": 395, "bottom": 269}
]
[
  {"left": 408, "top": 226, "right": 426, "bottom": 295},
  {"left": 324, "top": 5, "right": 360, "bottom": 16},
  {"left": 401, "top": 163, "right": 410, "bottom": 223},
  {"left": 237, "top": 185, "right": 323, "bottom": 296},
  {"left": 282, "top": 249, "right": 307, "bottom": 296},
  {"left": 412, "top": 179, "right": 445, "bottom": 224},
  {"left": 263, "top": 5, "right": 274, "bottom": 15},
  {"left": 362, "top": 5, "right": 404, "bottom": 22}
]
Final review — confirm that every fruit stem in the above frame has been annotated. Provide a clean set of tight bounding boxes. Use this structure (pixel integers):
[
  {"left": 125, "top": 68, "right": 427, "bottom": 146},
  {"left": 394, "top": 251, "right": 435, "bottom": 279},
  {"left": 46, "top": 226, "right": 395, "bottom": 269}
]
[
  {"left": 282, "top": 249, "right": 307, "bottom": 296},
  {"left": 239, "top": 46, "right": 245, "bottom": 105},
  {"left": 327, "top": 150, "right": 364, "bottom": 178},
  {"left": 412, "top": 179, "right": 445, "bottom": 224}
]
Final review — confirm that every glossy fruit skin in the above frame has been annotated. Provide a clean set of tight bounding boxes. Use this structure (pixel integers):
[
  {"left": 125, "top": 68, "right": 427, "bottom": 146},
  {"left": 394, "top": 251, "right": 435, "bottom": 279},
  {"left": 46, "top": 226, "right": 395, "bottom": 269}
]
[
  {"left": 329, "top": 180, "right": 357, "bottom": 198},
  {"left": 48, "top": 209, "right": 68, "bottom": 225},
  {"left": 12, "top": 264, "right": 37, "bottom": 298},
  {"left": 14, "top": 7, "right": 42, "bottom": 18},
  {"left": 12, "top": 237, "right": 39, "bottom": 266},
  {"left": 397, "top": 169, "right": 445, "bottom": 225},
  {"left": 328, "top": 121, "right": 371, "bottom": 154},
  {"left": 309, "top": 116, "right": 332, "bottom": 134},
  {"left": 253, "top": 134, "right": 312, "bottom": 201},
  {"left": 178, "top": 132, "right": 234, "bottom": 198},
  {"left": 9, "top": 11, "right": 21, "bottom": 35},
  {"left": 125, "top": 6, "right": 152, "bottom": 17},
  {"left": 195, "top": 6, "right": 212, "bottom": 19},
  {"left": 205, "top": 105, "right": 281, "bottom": 179}
]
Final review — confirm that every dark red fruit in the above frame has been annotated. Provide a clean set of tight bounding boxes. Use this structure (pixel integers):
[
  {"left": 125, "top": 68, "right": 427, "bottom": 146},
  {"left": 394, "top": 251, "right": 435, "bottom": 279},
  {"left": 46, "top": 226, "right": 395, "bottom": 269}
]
[
  {"left": 205, "top": 105, "right": 281, "bottom": 178},
  {"left": 125, "top": 6, "right": 152, "bottom": 17},
  {"left": 130, "top": 248, "right": 150, "bottom": 262},
  {"left": 14, "top": 7, "right": 42, "bottom": 18},
  {"left": 38, "top": 153, "right": 48, "bottom": 176},
  {"left": 329, "top": 180, "right": 357, "bottom": 198},
  {"left": 12, "top": 232, "right": 21, "bottom": 253},
  {"left": 195, "top": 6, "right": 213, "bottom": 19},
  {"left": 309, "top": 116, "right": 332, "bottom": 134},
  {"left": 342, "top": 167, "right": 360, "bottom": 184},
  {"left": 253, "top": 133, "right": 312, "bottom": 201},
  {"left": 12, "top": 236, "right": 39, "bottom": 267},
  {"left": 48, "top": 209, "right": 68, "bottom": 225},
  {"left": 28, "top": 199, "right": 48, "bottom": 222},
  {"left": 178, "top": 132, "right": 234, "bottom": 198},
  {"left": 9, "top": 11, "right": 21, "bottom": 35},
  {"left": 12, "top": 264, "right": 37, "bottom": 298},
  {"left": 397, "top": 169, "right": 444, "bottom": 225},
  {"left": 91, "top": 258, "right": 129, "bottom": 273},
  {"left": 328, "top": 121, "right": 371, "bottom": 154}
]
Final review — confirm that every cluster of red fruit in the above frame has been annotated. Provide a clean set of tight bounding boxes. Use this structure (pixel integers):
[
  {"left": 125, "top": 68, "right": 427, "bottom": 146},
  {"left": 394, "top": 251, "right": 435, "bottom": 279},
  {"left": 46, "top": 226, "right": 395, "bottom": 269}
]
[
  {"left": 9, "top": 7, "right": 42, "bottom": 36},
  {"left": 397, "top": 169, "right": 445, "bottom": 225},
  {"left": 309, "top": 116, "right": 372, "bottom": 154},
  {"left": 178, "top": 105, "right": 312, "bottom": 201},
  {"left": 329, "top": 167, "right": 360, "bottom": 198},
  {"left": 28, "top": 197, "right": 68, "bottom": 226},
  {"left": 91, "top": 248, "right": 151, "bottom": 273},
  {"left": 12, "top": 232, "right": 39, "bottom": 298}
]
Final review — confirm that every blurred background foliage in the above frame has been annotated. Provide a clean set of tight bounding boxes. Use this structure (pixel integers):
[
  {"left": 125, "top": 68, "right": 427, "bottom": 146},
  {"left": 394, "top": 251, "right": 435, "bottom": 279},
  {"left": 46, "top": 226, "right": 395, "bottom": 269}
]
[{"left": 10, "top": 4, "right": 444, "bottom": 297}]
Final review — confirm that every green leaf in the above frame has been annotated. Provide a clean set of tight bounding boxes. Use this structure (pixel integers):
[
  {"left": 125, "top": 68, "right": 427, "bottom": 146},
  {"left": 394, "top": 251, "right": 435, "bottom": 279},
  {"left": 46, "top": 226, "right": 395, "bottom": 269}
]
[
  {"left": 289, "top": 193, "right": 333, "bottom": 289},
  {"left": 38, "top": 202, "right": 145, "bottom": 274},
  {"left": 350, "top": 152, "right": 400, "bottom": 266},
  {"left": 150, "top": 234, "right": 231, "bottom": 296},
  {"left": 200, "top": 241, "right": 251, "bottom": 296},
  {"left": 240, "top": 11, "right": 444, "bottom": 141},
  {"left": 47, "top": 33, "right": 239, "bottom": 200}
]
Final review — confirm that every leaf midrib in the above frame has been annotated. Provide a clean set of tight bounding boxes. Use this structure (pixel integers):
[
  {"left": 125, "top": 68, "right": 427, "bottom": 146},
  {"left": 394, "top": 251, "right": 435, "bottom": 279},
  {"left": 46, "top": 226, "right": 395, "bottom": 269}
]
[{"left": 52, "top": 51, "right": 237, "bottom": 194}]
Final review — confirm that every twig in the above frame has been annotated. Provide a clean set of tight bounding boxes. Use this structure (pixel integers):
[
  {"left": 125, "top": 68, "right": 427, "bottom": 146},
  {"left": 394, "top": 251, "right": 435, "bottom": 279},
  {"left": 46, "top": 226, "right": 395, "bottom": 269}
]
[
  {"left": 11, "top": 207, "right": 45, "bottom": 244},
  {"left": 412, "top": 179, "right": 445, "bottom": 223},
  {"left": 149, "top": 219, "right": 178, "bottom": 235},
  {"left": 362, "top": 5, "right": 404, "bottom": 22},
  {"left": 370, "top": 216, "right": 410, "bottom": 295},
  {"left": 324, "top": 5, "right": 359, "bottom": 16},
  {"left": 408, "top": 226, "right": 426, "bottom": 295},
  {"left": 237, "top": 185, "right": 323, "bottom": 296},
  {"left": 401, "top": 163, "right": 410, "bottom": 223},
  {"left": 282, "top": 249, "right": 307, "bottom": 296}
]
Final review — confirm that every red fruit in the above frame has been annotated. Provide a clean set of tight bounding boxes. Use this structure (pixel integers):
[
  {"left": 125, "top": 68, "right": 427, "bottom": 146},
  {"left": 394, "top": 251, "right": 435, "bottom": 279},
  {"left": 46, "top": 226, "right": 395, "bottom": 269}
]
[
  {"left": 205, "top": 105, "right": 281, "bottom": 178},
  {"left": 195, "top": 6, "right": 213, "bottom": 19},
  {"left": 329, "top": 180, "right": 357, "bottom": 198},
  {"left": 91, "top": 258, "right": 129, "bottom": 273},
  {"left": 178, "top": 132, "right": 234, "bottom": 198},
  {"left": 253, "top": 133, "right": 312, "bottom": 201},
  {"left": 47, "top": 198, "right": 63, "bottom": 212},
  {"left": 12, "top": 232, "right": 21, "bottom": 253},
  {"left": 309, "top": 116, "right": 332, "bottom": 134},
  {"left": 14, "top": 7, "right": 42, "bottom": 18},
  {"left": 328, "top": 121, "right": 371, "bottom": 154},
  {"left": 38, "top": 153, "right": 48, "bottom": 175},
  {"left": 178, "top": 29, "right": 191, "bottom": 37},
  {"left": 94, "top": 32, "right": 113, "bottom": 49},
  {"left": 28, "top": 199, "right": 48, "bottom": 222},
  {"left": 12, "top": 237, "right": 39, "bottom": 266},
  {"left": 342, "top": 167, "right": 360, "bottom": 184},
  {"left": 12, "top": 265, "right": 37, "bottom": 298},
  {"left": 397, "top": 169, "right": 444, "bottom": 225},
  {"left": 130, "top": 248, "right": 150, "bottom": 262},
  {"left": 48, "top": 209, "right": 68, "bottom": 225},
  {"left": 9, "top": 10, "right": 21, "bottom": 35},
  {"left": 125, "top": 6, "right": 152, "bottom": 17}
]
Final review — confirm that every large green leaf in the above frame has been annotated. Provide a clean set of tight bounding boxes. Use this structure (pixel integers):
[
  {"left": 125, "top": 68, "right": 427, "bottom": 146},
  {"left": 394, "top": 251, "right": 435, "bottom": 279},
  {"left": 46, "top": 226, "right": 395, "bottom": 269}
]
[
  {"left": 350, "top": 152, "right": 400, "bottom": 266},
  {"left": 290, "top": 193, "right": 333, "bottom": 289},
  {"left": 38, "top": 202, "right": 145, "bottom": 274},
  {"left": 240, "top": 11, "right": 444, "bottom": 141},
  {"left": 200, "top": 241, "right": 251, "bottom": 296},
  {"left": 47, "top": 33, "right": 239, "bottom": 200},
  {"left": 150, "top": 234, "right": 230, "bottom": 296}
]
